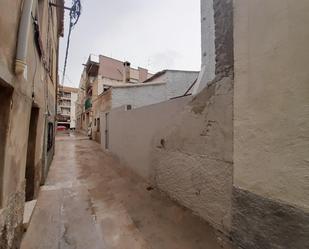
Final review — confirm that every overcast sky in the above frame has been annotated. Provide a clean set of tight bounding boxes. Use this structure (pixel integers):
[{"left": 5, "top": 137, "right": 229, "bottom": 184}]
[{"left": 59, "top": 0, "right": 201, "bottom": 88}]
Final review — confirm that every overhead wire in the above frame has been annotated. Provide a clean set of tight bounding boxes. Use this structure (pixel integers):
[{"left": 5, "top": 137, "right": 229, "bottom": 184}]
[{"left": 61, "top": 0, "right": 82, "bottom": 87}]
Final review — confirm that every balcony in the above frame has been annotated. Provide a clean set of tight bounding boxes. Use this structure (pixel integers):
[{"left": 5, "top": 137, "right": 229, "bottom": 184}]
[{"left": 85, "top": 98, "right": 92, "bottom": 110}]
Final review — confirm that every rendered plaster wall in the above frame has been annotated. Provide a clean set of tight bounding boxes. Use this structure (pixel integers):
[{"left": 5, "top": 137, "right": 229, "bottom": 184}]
[
  {"left": 147, "top": 71, "right": 199, "bottom": 98},
  {"left": 0, "top": 0, "right": 60, "bottom": 247},
  {"left": 103, "top": 96, "right": 191, "bottom": 179},
  {"left": 102, "top": 77, "right": 234, "bottom": 234},
  {"left": 165, "top": 71, "right": 199, "bottom": 98},
  {"left": 102, "top": 0, "right": 234, "bottom": 235},
  {"left": 151, "top": 76, "right": 233, "bottom": 234},
  {"left": 153, "top": 0, "right": 234, "bottom": 234},
  {"left": 92, "top": 90, "right": 112, "bottom": 142},
  {"left": 0, "top": 1, "right": 31, "bottom": 245},
  {"left": 98, "top": 77, "right": 121, "bottom": 95},
  {"left": 111, "top": 83, "right": 167, "bottom": 109},
  {"left": 147, "top": 73, "right": 166, "bottom": 84},
  {"left": 233, "top": 0, "right": 309, "bottom": 248},
  {"left": 192, "top": 0, "right": 216, "bottom": 94}
]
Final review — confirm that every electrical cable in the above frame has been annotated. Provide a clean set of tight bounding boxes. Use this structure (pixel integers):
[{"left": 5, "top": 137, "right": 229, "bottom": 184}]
[{"left": 61, "top": 0, "right": 81, "bottom": 87}]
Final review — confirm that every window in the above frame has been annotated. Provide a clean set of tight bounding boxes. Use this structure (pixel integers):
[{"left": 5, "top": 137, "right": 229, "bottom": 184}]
[{"left": 94, "top": 118, "right": 96, "bottom": 126}]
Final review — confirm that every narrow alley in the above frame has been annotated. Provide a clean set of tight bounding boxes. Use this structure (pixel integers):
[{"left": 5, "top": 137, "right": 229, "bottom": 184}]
[{"left": 20, "top": 133, "right": 231, "bottom": 249}]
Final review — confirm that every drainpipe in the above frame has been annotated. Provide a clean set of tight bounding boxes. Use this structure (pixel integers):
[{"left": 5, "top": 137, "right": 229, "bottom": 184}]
[{"left": 15, "top": 0, "right": 34, "bottom": 75}]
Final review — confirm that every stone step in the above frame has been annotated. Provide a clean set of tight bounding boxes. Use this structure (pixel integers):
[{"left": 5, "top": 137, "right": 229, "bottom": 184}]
[{"left": 23, "top": 200, "right": 37, "bottom": 231}]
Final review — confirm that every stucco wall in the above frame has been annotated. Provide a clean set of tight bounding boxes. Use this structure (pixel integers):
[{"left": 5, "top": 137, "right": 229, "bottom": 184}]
[
  {"left": 233, "top": 1, "right": 309, "bottom": 248},
  {"left": 0, "top": 0, "right": 61, "bottom": 246},
  {"left": 111, "top": 83, "right": 167, "bottom": 109},
  {"left": 102, "top": 96, "right": 191, "bottom": 178},
  {"left": 165, "top": 71, "right": 199, "bottom": 98},
  {"left": 193, "top": 0, "right": 216, "bottom": 94},
  {"left": 98, "top": 77, "right": 121, "bottom": 95},
  {"left": 234, "top": 0, "right": 309, "bottom": 210},
  {"left": 151, "top": 76, "right": 233, "bottom": 234}
]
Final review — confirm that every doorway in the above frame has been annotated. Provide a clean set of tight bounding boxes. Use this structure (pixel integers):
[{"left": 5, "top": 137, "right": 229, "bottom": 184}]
[
  {"left": 25, "top": 106, "right": 39, "bottom": 201},
  {"left": 105, "top": 113, "right": 109, "bottom": 150},
  {"left": 0, "top": 84, "right": 13, "bottom": 207}
]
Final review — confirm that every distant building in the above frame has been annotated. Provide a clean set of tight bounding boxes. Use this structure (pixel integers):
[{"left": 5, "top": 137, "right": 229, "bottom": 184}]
[
  {"left": 57, "top": 86, "right": 78, "bottom": 129},
  {"left": 144, "top": 70, "right": 199, "bottom": 98},
  {"left": 76, "top": 55, "right": 154, "bottom": 141},
  {"left": 76, "top": 55, "right": 200, "bottom": 143}
]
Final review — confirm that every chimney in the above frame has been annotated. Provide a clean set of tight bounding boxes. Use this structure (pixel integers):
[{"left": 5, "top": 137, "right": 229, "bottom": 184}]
[
  {"left": 138, "top": 67, "right": 148, "bottom": 82},
  {"left": 123, "top": 61, "right": 131, "bottom": 83}
]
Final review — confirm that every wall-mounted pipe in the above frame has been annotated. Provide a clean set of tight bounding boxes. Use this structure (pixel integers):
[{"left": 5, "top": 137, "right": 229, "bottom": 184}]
[{"left": 15, "top": 0, "right": 34, "bottom": 75}]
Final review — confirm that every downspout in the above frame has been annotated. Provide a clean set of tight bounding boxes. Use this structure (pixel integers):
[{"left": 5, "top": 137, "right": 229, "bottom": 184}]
[{"left": 15, "top": 0, "right": 34, "bottom": 75}]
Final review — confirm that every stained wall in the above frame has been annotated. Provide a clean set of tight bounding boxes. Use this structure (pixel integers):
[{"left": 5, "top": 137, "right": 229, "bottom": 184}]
[
  {"left": 0, "top": 0, "right": 62, "bottom": 247},
  {"left": 233, "top": 0, "right": 309, "bottom": 248}
]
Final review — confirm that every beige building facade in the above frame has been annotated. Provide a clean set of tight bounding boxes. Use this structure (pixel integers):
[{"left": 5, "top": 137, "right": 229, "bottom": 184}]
[{"left": 0, "top": 0, "right": 63, "bottom": 247}]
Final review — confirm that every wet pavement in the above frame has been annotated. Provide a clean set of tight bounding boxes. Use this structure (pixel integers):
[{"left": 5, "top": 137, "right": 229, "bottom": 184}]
[{"left": 21, "top": 133, "right": 231, "bottom": 249}]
